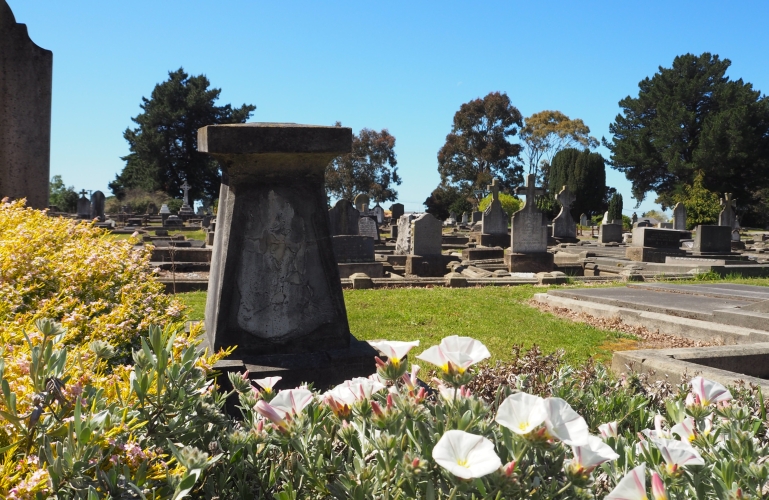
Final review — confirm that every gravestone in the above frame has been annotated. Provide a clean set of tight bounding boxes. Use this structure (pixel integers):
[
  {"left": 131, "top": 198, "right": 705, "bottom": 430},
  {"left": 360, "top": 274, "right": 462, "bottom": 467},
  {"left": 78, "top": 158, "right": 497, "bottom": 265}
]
[
  {"left": 389, "top": 203, "right": 404, "bottom": 222},
  {"left": 405, "top": 213, "right": 448, "bottom": 276},
  {"left": 471, "top": 211, "right": 483, "bottom": 223},
  {"left": 505, "top": 174, "right": 552, "bottom": 272},
  {"left": 354, "top": 193, "right": 370, "bottom": 214},
  {"left": 732, "top": 229, "right": 741, "bottom": 242},
  {"left": 328, "top": 199, "right": 359, "bottom": 236},
  {"left": 178, "top": 180, "right": 195, "bottom": 219},
  {"left": 159, "top": 204, "right": 171, "bottom": 225},
  {"left": 580, "top": 213, "right": 588, "bottom": 227},
  {"left": 358, "top": 216, "right": 379, "bottom": 241},
  {"left": 626, "top": 227, "right": 685, "bottom": 262},
  {"left": 552, "top": 185, "right": 577, "bottom": 240},
  {"left": 371, "top": 203, "right": 385, "bottom": 224},
  {"left": 462, "top": 212, "right": 469, "bottom": 224},
  {"left": 198, "top": 122, "right": 376, "bottom": 389},
  {"left": 76, "top": 190, "right": 90, "bottom": 218},
  {"left": 0, "top": 1, "right": 52, "bottom": 209},
  {"left": 90, "top": 190, "right": 105, "bottom": 221},
  {"left": 482, "top": 178, "right": 508, "bottom": 237},
  {"left": 673, "top": 203, "right": 686, "bottom": 230},
  {"left": 692, "top": 225, "right": 732, "bottom": 254},
  {"left": 632, "top": 212, "right": 638, "bottom": 225},
  {"left": 599, "top": 222, "right": 623, "bottom": 244},
  {"left": 601, "top": 211, "right": 609, "bottom": 225},
  {"left": 395, "top": 214, "right": 416, "bottom": 255},
  {"left": 719, "top": 193, "right": 736, "bottom": 228},
  {"left": 634, "top": 219, "right": 653, "bottom": 228},
  {"left": 164, "top": 215, "right": 183, "bottom": 227}
]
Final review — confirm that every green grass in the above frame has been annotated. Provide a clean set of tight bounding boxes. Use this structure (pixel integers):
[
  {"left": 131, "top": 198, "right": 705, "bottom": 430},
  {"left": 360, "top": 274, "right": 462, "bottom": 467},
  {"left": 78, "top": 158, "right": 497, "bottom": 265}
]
[
  {"left": 105, "top": 229, "right": 207, "bottom": 242},
  {"left": 175, "top": 287, "right": 632, "bottom": 364}
]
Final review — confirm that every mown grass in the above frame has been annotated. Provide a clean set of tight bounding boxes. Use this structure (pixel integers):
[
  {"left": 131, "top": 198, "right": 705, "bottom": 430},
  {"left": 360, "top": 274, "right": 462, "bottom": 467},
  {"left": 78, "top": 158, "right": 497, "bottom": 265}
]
[{"left": 176, "top": 286, "right": 631, "bottom": 364}]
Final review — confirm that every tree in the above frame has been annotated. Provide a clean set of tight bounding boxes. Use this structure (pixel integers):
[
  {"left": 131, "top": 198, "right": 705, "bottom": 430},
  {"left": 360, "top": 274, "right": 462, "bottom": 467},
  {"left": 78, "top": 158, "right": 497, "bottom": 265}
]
[
  {"left": 325, "top": 125, "right": 400, "bottom": 202},
  {"left": 673, "top": 171, "right": 720, "bottom": 229},
  {"left": 519, "top": 110, "right": 598, "bottom": 183},
  {"left": 604, "top": 52, "right": 769, "bottom": 225},
  {"left": 479, "top": 192, "right": 521, "bottom": 219},
  {"left": 437, "top": 92, "right": 524, "bottom": 195},
  {"left": 424, "top": 183, "right": 472, "bottom": 221},
  {"left": 48, "top": 175, "right": 79, "bottom": 212},
  {"left": 607, "top": 193, "right": 623, "bottom": 222},
  {"left": 109, "top": 68, "right": 255, "bottom": 205},
  {"left": 548, "top": 148, "right": 607, "bottom": 218},
  {"left": 641, "top": 209, "right": 669, "bottom": 223}
]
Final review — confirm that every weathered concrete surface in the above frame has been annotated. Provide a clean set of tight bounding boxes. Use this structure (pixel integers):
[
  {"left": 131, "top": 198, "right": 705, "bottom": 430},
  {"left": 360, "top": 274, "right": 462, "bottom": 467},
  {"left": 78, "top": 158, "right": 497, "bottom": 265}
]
[
  {"left": 0, "top": 1, "right": 52, "bottom": 208},
  {"left": 199, "top": 123, "right": 355, "bottom": 357}
]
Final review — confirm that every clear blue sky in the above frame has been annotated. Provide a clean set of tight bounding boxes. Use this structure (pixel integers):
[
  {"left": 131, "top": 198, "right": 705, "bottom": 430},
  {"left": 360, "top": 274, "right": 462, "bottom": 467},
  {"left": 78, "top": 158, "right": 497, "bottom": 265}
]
[{"left": 10, "top": 0, "right": 769, "bottom": 215}]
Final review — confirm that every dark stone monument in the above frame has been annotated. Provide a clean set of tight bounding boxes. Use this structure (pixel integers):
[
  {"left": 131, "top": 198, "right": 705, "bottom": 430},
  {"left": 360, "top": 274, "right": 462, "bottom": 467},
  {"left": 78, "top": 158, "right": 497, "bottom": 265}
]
[
  {"left": 178, "top": 180, "right": 196, "bottom": 220},
  {"left": 505, "top": 174, "right": 553, "bottom": 272},
  {"left": 389, "top": 202, "right": 404, "bottom": 222},
  {"left": 692, "top": 225, "right": 732, "bottom": 254},
  {"left": 406, "top": 213, "right": 451, "bottom": 277},
  {"left": 76, "top": 190, "right": 90, "bottom": 219},
  {"left": 673, "top": 203, "right": 686, "bottom": 231},
  {"left": 626, "top": 227, "right": 686, "bottom": 262},
  {"left": 719, "top": 193, "right": 736, "bottom": 228},
  {"left": 198, "top": 123, "right": 376, "bottom": 389},
  {"left": 328, "top": 199, "right": 359, "bottom": 236},
  {"left": 90, "top": 190, "right": 105, "bottom": 221},
  {"left": 0, "top": 1, "right": 52, "bottom": 209},
  {"left": 552, "top": 185, "right": 577, "bottom": 241},
  {"left": 599, "top": 223, "right": 623, "bottom": 244}
]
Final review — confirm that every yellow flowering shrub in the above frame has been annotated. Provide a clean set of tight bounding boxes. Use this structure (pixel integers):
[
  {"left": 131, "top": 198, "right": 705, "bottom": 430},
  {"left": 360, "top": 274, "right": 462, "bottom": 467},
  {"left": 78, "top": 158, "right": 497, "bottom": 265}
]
[{"left": 0, "top": 201, "right": 226, "bottom": 498}]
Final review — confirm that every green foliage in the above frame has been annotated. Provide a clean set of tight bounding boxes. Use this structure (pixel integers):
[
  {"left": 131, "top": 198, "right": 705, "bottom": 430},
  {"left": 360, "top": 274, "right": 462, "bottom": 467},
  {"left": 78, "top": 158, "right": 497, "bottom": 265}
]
[
  {"left": 479, "top": 192, "right": 522, "bottom": 219},
  {"left": 607, "top": 193, "right": 623, "bottom": 222},
  {"left": 549, "top": 148, "right": 607, "bottom": 217},
  {"left": 437, "top": 91, "right": 524, "bottom": 194},
  {"left": 325, "top": 125, "right": 401, "bottom": 203},
  {"left": 109, "top": 68, "right": 255, "bottom": 206},
  {"left": 605, "top": 52, "right": 769, "bottom": 225},
  {"left": 642, "top": 209, "right": 669, "bottom": 223},
  {"left": 105, "top": 188, "right": 177, "bottom": 214},
  {"left": 673, "top": 171, "right": 721, "bottom": 229},
  {"left": 48, "top": 175, "right": 79, "bottom": 213},
  {"left": 424, "top": 183, "right": 472, "bottom": 221}
]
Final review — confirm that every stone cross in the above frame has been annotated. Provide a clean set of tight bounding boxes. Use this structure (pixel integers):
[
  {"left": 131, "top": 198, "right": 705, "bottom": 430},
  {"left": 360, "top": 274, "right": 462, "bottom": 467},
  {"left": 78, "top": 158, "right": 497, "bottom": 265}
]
[
  {"left": 514, "top": 174, "right": 545, "bottom": 212},
  {"left": 719, "top": 193, "right": 737, "bottom": 227},
  {"left": 552, "top": 185, "right": 577, "bottom": 239},
  {"left": 488, "top": 178, "right": 500, "bottom": 201},
  {"left": 79, "top": 189, "right": 88, "bottom": 198},
  {"left": 554, "top": 185, "right": 575, "bottom": 211},
  {"left": 181, "top": 180, "right": 191, "bottom": 205}
]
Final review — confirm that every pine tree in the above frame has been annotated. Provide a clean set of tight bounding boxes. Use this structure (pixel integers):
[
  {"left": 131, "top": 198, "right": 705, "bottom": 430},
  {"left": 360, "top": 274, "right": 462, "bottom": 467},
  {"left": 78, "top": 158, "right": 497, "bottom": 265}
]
[{"left": 607, "top": 193, "right": 623, "bottom": 222}]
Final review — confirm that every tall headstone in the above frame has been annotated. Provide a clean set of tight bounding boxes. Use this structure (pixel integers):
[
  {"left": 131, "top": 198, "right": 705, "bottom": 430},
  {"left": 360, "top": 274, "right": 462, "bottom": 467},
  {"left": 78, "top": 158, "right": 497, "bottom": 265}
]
[
  {"left": 672, "top": 202, "right": 686, "bottom": 230},
  {"left": 90, "top": 190, "right": 105, "bottom": 221},
  {"left": 631, "top": 212, "right": 638, "bottom": 225},
  {"left": 0, "top": 2, "right": 52, "bottom": 209},
  {"left": 159, "top": 204, "right": 171, "bottom": 226},
  {"left": 580, "top": 213, "right": 588, "bottom": 227},
  {"left": 481, "top": 178, "right": 508, "bottom": 235},
  {"left": 506, "top": 174, "right": 552, "bottom": 271},
  {"left": 462, "top": 212, "right": 469, "bottom": 224},
  {"left": 328, "top": 199, "right": 359, "bottom": 236},
  {"left": 471, "top": 211, "right": 483, "bottom": 223},
  {"left": 389, "top": 203, "right": 404, "bottom": 222},
  {"left": 198, "top": 123, "right": 376, "bottom": 389},
  {"left": 601, "top": 211, "right": 609, "bottom": 225},
  {"left": 395, "top": 214, "right": 416, "bottom": 255},
  {"left": 719, "top": 193, "right": 736, "bottom": 228},
  {"left": 410, "top": 213, "right": 442, "bottom": 256},
  {"left": 354, "top": 193, "right": 370, "bottom": 214},
  {"left": 552, "top": 185, "right": 577, "bottom": 239},
  {"left": 371, "top": 203, "right": 385, "bottom": 224},
  {"left": 76, "top": 190, "right": 90, "bottom": 218},
  {"left": 358, "top": 216, "right": 379, "bottom": 241},
  {"left": 178, "top": 180, "right": 195, "bottom": 218}
]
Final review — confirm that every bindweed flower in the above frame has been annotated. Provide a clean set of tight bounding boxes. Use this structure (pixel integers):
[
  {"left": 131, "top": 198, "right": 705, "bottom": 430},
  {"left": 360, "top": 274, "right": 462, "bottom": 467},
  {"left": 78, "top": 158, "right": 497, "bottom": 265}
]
[
  {"left": 599, "top": 421, "right": 619, "bottom": 440},
  {"left": 370, "top": 340, "right": 420, "bottom": 379},
  {"left": 401, "top": 364, "right": 420, "bottom": 391},
  {"left": 567, "top": 435, "right": 619, "bottom": 477},
  {"left": 432, "top": 430, "right": 502, "bottom": 479},
  {"left": 434, "top": 379, "right": 471, "bottom": 401},
  {"left": 652, "top": 471, "right": 668, "bottom": 500},
  {"left": 254, "top": 400, "right": 288, "bottom": 429},
  {"left": 254, "top": 376, "right": 281, "bottom": 395},
  {"left": 543, "top": 397, "right": 589, "bottom": 446},
  {"left": 688, "top": 376, "right": 732, "bottom": 407},
  {"left": 643, "top": 415, "right": 672, "bottom": 440},
  {"left": 671, "top": 417, "right": 696, "bottom": 443},
  {"left": 495, "top": 392, "right": 548, "bottom": 436},
  {"left": 606, "top": 463, "right": 647, "bottom": 500},
  {"left": 417, "top": 335, "right": 490, "bottom": 386},
  {"left": 653, "top": 437, "right": 705, "bottom": 474}
]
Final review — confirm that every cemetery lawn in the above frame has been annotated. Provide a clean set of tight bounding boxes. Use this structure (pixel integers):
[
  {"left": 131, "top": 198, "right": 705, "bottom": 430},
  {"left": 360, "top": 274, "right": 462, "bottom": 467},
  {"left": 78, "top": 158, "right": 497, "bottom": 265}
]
[{"left": 177, "top": 286, "right": 631, "bottom": 364}]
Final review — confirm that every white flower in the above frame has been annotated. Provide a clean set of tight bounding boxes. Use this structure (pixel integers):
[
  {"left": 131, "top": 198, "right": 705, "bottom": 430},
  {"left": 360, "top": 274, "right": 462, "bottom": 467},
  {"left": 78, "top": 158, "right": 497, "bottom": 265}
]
[
  {"left": 434, "top": 379, "right": 471, "bottom": 401},
  {"left": 402, "top": 364, "right": 420, "bottom": 391},
  {"left": 253, "top": 376, "right": 281, "bottom": 394},
  {"left": 689, "top": 376, "right": 732, "bottom": 406},
  {"left": 598, "top": 421, "right": 618, "bottom": 439},
  {"left": 325, "top": 377, "right": 386, "bottom": 406},
  {"left": 671, "top": 417, "right": 696, "bottom": 443},
  {"left": 569, "top": 435, "right": 619, "bottom": 473},
  {"left": 653, "top": 438, "right": 705, "bottom": 471},
  {"left": 495, "top": 392, "right": 548, "bottom": 435},
  {"left": 416, "top": 335, "right": 490, "bottom": 373},
  {"left": 432, "top": 430, "right": 502, "bottom": 479},
  {"left": 269, "top": 388, "right": 314, "bottom": 416},
  {"left": 543, "top": 397, "right": 589, "bottom": 446},
  {"left": 642, "top": 414, "right": 672, "bottom": 440},
  {"left": 369, "top": 340, "right": 420, "bottom": 365},
  {"left": 606, "top": 463, "right": 647, "bottom": 500}
]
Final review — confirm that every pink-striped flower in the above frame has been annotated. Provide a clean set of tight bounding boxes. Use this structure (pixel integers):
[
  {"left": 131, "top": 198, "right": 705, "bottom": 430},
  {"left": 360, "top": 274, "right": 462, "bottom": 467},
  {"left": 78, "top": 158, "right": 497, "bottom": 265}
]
[
  {"left": 688, "top": 376, "right": 732, "bottom": 407},
  {"left": 606, "top": 463, "right": 647, "bottom": 500}
]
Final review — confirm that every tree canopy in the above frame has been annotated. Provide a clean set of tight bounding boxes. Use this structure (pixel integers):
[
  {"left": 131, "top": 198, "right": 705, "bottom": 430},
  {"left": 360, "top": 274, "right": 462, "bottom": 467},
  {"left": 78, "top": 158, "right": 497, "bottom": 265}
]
[
  {"left": 437, "top": 91, "right": 524, "bottom": 195},
  {"left": 109, "top": 68, "right": 255, "bottom": 205},
  {"left": 423, "top": 183, "right": 473, "bottom": 221},
  {"left": 49, "top": 175, "right": 79, "bottom": 212},
  {"left": 519, "top": 110, "right": 598, "bottom": 182},
  {"left": 672, "top": 171, "right": 720, "bottom": 229},
  {"left": 604, "top": 52, "right": 769, "bottom": 224},
  {"left": 325, "top": 126, "right": 400, "bottom": 203},
  {"left": 607, "top": 193, "right": 623, "bottom": 222},
  {"left": 548, "top": 148, "right": 607, "bottom": 217}
]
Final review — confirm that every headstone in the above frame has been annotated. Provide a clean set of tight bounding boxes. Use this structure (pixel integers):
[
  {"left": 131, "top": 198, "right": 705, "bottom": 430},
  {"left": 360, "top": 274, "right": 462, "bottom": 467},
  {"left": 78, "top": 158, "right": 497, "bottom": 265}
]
[
  {"left": 632, "top": 212, "right": 638, "bottom": 224},
  {"left": 672, "top": 203, "right": 686, "bottom": 230},
  {"left": 0, "top": 2, "right": 53, "bottom": 209},
  {"left": 159, "top": 203, "right": 171, "bottom": 225},
  {"left": 580, "top": 213, "right": 588, "bottom": 227},
  {"left": 601, "top": 211, "right": 609, "bottom": 225},
  {"left": 90, "top": 190, "right": 105, "bottom": 221},
  {"left": 657, "top": 222, "right": 673, "bottom": 229},
  {"left": 328, "top": 199, "right": 359, "bottom": 236},
  {"left": 511, "top": 174, "right": 547, "bottom": 253},
  {"left": 634, "top": 219, "right": 653, "bottom": 228},
  {"left": 693, "top": 225, "right": 732, "bottom": 254},
  {"left": 462, "top": 212, "right": 469, "bottom": 224},
  {"left": 734, "top": 215, "right": 741, "bottom": 231},
  {"left": 354, "top": 193, "right": 370, "bottom": 214},
  {"left": 719, "top": 193, "right": 736, "bottom": 228},
  {"left": 552, "top": 185, "right": 577, "bottom": 239},
  {"left": 410, "top": 213, "right": 442, "bottom": 256},
  {"left": 178, "top": 180, "right": 195, "bottom": 219},
  {"left": 449, "top": 211, "right": 457, "bottom": 222},
  {"left": 630, "top": 227, "right": 682, "bottom": 249},
  {"left": 389, "top": 203, "right": 404, "bottom": 222},
  {"left": 358, "top": 216, "right": 379, "bottom": 241},
  {"left": 395, "top": 214, "right": 416, "bottom": 255},
  {"left": 732, "top": 229, "right": 741, "bottom": 242},
  {"left": 599, "top": 223, "right": 623, "bottom": 244},
  {"left": 164, "top": 215, "right": 183, "bottom": 227},
  {"left": 76, "top": 190, "right": 90, "bottom": 218},
  {"left": 471, "top": 211, "right": 483, "bottom": 223},
  {"left": 481, "top": 178, "right": 508, "bottom": 235},
  {"left": 371, "top": 203, "right": 385, "bottom": 224}
]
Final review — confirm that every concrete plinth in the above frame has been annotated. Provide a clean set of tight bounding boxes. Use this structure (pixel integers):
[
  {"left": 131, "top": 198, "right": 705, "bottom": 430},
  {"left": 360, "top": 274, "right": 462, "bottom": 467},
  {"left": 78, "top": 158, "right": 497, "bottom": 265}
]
[
  {"left": 504, "top": 251, "right": 554, "bottom": 272},
  {"left": 198, "top": 123, "right": 377, "bottom": 384},
  {"left": 479, "top": 233, "right": 510, "bottom": 248},
  {"left": 461, "top": 246, "right": 504, "bottom": 261},
  {"left": 405, "top": 254, "right": 456, "bottom": 277}
]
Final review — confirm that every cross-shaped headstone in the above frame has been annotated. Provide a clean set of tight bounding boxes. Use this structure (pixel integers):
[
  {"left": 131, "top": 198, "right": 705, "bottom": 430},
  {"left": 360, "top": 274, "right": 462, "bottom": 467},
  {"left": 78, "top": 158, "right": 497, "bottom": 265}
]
[
  {"left": 78, "top": 189, "right": 88, "bottom": 198},
  {"left": 721, "top": 193, "right": 736, "bottom": 210},
  {"left": 514, "top": 174, "right": 545, "bottom": 212},
  {"left": 555, "top": 185, "right": 575, "bottom": 211},
  {"left": 181, "top": 180, "right": 191, "bottom": 205},
  {"left": 488, "top": 178, "right": 500, "bottom": 202}
]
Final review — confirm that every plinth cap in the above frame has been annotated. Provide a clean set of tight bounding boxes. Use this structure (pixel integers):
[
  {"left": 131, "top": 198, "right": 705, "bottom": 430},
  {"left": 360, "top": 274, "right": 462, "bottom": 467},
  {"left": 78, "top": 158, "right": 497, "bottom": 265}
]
[{"left": 198, "top": 122, "right": 352, "bottom": 155}]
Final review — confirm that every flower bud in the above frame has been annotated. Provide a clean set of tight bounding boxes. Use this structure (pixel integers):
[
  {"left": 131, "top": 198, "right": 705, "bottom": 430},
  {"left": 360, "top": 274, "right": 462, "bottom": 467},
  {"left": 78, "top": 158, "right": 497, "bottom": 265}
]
[
  {"left": 652, "top": 472, "right": 668, "bottom": 500},
  {"left": 504, "top": 461, "right": 516, "bottom": 476}
]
